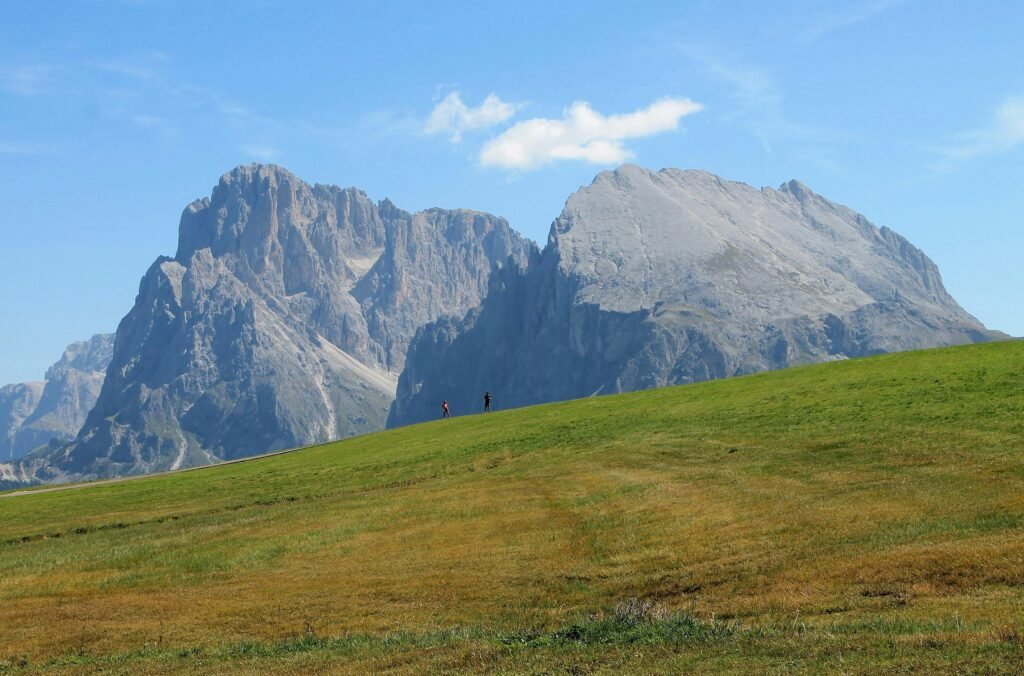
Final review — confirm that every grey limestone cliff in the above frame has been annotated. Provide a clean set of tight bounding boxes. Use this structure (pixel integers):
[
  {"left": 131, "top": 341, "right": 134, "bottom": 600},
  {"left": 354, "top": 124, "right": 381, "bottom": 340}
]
[
  {"left": 0, "top": 383, "right": 43, "bottom": 461},
  {"left": 0, "top": 333, "right": 113, "bottom": 462},
  {"left": 32, "top": 164, "right": 532, "bottom": 481},
  {"left": 388, "top": 165, "right": 1002, "bottom": 426}
]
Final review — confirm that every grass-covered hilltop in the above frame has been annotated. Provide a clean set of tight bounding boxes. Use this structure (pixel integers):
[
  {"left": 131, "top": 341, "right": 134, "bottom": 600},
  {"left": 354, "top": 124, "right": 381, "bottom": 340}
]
[{"left": 1, "top": 341, "right": 1022, "bottom": 673}]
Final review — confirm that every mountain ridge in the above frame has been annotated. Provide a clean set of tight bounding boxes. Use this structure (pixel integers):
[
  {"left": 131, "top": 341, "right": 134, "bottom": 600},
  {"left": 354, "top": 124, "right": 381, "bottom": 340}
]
[
  {"left": 389, "top": 164, "right": 1001, "bottom": 426},
  {"left": 22, "top": 164, "right": 534, "bottom": 482},
  {"left": 6, "top": 162, "right": 1004, "bottom": 482}
]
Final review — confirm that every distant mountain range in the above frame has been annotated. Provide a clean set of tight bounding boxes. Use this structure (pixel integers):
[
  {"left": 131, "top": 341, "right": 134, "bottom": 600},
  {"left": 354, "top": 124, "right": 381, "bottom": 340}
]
[{"left": 1, "top": 164, "right": 1004, "bottom": 484}]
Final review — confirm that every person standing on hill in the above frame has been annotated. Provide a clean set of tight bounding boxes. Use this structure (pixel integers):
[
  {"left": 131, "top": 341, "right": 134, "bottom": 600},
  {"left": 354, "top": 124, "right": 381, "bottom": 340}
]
[
  {"left": 441, "top": 400, "right": 451, "bottom": 418},
  {"left": 483, "top": 391, "right": 492, "bottom": 413}
]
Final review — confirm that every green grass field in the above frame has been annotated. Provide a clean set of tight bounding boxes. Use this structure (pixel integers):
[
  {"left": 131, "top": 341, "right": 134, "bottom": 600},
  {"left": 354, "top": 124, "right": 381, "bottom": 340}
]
[{"left": 1, "top": 341, "right": 1022, "bottom": 674}]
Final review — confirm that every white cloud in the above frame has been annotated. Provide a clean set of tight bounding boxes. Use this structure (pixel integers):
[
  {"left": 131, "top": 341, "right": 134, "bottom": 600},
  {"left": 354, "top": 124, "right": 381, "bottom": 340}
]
[
  {"left": 239, "top": 143, "right": 279, "bottom": 161},
  {"left": 0, "top": 64, "right": 58, "bottom": 96},
  {"left": 479, "top": 98, "right": 702, "bottom": 170},
  {"left": 424, "top": 92, "right": 521, "bottom": 142},
  {"left": 0, "top": 142, "right": 53, "bottom": 155},
  {"left": 940, "top": 96, "right": 1024, "bottom": 161},
  {"left": 804, "top": 0, "right": 908, "bottom": 40},
  {"left": 685, "top": 46, "right": 808, "bottom": 148}
]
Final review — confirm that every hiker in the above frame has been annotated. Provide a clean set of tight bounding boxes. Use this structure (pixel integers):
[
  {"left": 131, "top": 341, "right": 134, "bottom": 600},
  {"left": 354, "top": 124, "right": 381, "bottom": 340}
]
[
  {"left": 441, "top": 400, "right": 451, "bottom": 418},
  {"left": 483, "top": 391, "right": 492, "bottom": 413}
]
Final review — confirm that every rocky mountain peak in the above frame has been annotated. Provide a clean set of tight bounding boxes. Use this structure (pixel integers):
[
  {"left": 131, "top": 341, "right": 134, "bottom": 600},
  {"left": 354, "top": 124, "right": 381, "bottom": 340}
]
[
  {"left": 389, "top": 165, "right": 1002, "bottom": 428},
  {"left": 176, "top": 163, "right": 384, "bottom": 270},
  {"left": 22, "top": 165, "right": 534, "bottom": 481},
  {"left": 543, "top": 164, "right": 974, "bottom": 320},
  {"left": 778, "top": 178, "right": 817, "bottom": 201},
  {"left": 45, "top": 333, "right": 115, "bottom": 380}
]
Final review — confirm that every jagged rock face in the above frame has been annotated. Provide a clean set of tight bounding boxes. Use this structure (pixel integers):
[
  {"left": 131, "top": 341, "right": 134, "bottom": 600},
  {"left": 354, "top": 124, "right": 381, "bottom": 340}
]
[
  {"left": 40, "top": 164, "right": 533, "bottom": 480},
  {"left": 389, "top": 165, "right": 1002, "bottom": 426},
  {"left": 0, "top": 334, "right": 113, "bottom": 461},
  {"left": 1, "top": 383, "right": 43, "bottom": 461}
]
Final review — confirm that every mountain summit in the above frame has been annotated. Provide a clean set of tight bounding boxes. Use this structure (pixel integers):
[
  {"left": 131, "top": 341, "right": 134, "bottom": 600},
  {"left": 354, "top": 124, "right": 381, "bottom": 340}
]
[
  {"left": 389, "top": 165, "right": 1000, "bottom": 426},
  {"left": 34, "top": 165, "right": 533, "bottom": 481}
]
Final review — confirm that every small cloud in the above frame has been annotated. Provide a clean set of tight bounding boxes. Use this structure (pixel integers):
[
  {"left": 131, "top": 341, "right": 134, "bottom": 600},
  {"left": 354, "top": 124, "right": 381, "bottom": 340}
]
[
  {"left": 702, "top": 58, "right": 780, "bottom": 111},
  {"left": 0, "top": 141, "right": 55, "bottom": 156},
  {"left": 93, "top": 60, "right": 160, "bottom": 83},
  {"left": 424, "top": 92, "right": 521, "bottom": 142},
  {"left": 129, "top": 114, "right": 179, "bottom": 142},
  {"left": 479, "top": 98, "right": 702, "bottom": 170},
  {"left": 130, "top": 114, "right": 171, "bottom": 129},
  {"left": 682, "top": 44, "right": 831, "bottom": 156},
  {"left": 938, "top": 96, "right": 1024, "bottom": 161},
  {"left": 804, "top": 0, "right": 907, "bottom": 40},
  {"left": 0, "top": 64, "right": 58, "bottom": 96},
  {"left": 217, "top": 102, "right": 256, "bottom": 119},
  {"left": 239, "top": 143, "right": 279, "bottom": 161}
]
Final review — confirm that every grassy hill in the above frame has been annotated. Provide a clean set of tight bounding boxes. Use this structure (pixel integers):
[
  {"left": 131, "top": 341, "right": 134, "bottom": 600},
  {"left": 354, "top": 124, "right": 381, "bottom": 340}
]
[{"left": 1, "top": 341, "right": 1022, "bottom": 674}]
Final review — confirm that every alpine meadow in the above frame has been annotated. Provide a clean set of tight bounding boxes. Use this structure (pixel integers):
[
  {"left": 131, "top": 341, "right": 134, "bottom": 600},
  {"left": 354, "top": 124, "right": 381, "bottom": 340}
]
[{"left": 2, "top": 342, "right": 1022, "bottom": 672}]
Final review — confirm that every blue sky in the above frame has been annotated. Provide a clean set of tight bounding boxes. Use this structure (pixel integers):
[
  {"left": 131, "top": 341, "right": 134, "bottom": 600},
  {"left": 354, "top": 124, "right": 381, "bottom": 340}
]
[{"left": 1, "top": 0, "right": 1021, "bottom": 384}]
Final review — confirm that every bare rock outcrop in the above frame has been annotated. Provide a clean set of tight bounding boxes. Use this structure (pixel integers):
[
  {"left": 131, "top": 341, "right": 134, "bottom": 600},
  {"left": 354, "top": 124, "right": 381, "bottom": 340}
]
[{"left": 0, "top": 382, "right": 44, "bottom": 461}]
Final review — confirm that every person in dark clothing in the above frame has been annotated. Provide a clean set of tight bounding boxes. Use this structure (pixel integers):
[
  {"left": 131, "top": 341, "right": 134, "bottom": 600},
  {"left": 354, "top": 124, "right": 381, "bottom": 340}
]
[
  {"left": 483, "top": 391, "right": 492, "bottom": 413},
  {"left": 442, "top": 400, "right": 451, "bottom": 418}
]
